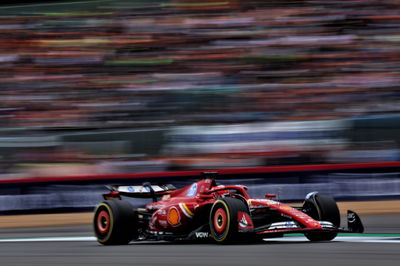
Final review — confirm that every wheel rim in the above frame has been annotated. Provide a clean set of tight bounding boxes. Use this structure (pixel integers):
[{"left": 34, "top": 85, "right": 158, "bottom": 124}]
[
  {"left": 97, "top": 210, "right": 110, "bottom": 234},
  {"left": 214, "top": 207, "right": 227, "bottom": 234}
]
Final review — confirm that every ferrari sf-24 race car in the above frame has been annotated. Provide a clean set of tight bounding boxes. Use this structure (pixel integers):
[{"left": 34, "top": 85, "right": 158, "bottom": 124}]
[{"left": 93, "top": 172, "right": 364, "bottom": 244}]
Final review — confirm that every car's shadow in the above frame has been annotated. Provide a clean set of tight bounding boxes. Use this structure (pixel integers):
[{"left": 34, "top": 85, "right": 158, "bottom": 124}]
[{"left": 125, "top": 239, "right": 330, "bottom": 246}]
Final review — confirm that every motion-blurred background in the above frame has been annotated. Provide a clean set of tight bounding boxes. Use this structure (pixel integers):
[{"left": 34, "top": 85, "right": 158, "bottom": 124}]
[
  {"left": 1, "top": 0, "right": 400, "bottom": 178},
  {"left": 0, "top": 0, "right": 400, "bottom": 213}
]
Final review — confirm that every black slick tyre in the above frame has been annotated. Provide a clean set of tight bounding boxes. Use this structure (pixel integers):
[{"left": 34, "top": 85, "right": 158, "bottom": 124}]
[
  {"left": 303, "top": 193, "right": 340, "bottom": 241},
  {"left": 209, "top": 197, "right": 250, "bottom": 244},
  {"left": 93, "top": 200, "right": 137, "bottom": 245}
]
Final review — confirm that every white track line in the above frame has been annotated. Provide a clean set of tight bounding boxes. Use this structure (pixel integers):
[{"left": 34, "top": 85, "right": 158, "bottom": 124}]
[
  {"left": 0, "top": 236, "right": 96, "bottom": 242},
  {"left": 0, "top": 236, "right": 399, "bottom": 243}
]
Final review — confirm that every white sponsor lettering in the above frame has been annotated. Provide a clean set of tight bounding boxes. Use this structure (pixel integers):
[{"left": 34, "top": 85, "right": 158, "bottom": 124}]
[{"left": 195, "top": 232, "right": 209, "bottom": 238}]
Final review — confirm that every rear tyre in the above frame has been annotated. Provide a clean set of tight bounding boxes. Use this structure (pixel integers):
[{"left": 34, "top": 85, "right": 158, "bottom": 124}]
[
  {"left": 93, "top": 200, "right": 138, "bottom": 245},
  {"left": 303, "top": 193, "right": 340, "bottom": 241},
  {"left": 209, "top": 197, "right": 250, "bottom": 244}
]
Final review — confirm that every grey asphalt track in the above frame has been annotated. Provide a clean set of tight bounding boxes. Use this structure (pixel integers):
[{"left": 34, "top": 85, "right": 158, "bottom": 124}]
[{"left": 0, "top": 215, "right": 399, "bottom": 266}]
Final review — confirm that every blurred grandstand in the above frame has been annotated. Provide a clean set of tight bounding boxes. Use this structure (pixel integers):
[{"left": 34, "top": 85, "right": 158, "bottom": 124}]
[{"left": 0, "top": 0, "right": 400, "bottom": 178}]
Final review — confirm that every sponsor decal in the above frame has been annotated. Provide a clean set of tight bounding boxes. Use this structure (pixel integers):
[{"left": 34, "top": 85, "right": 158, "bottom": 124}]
[
  {"left": 179, "top": 203, "right": 194, "bottom": 218},
  {"left": 239, "top": 216, "right": 248, "bottom": 228},
  {"left": 238, "top": 212, "right": 254, "bottom": 229},
  {"left": 285, "top": 221, "right": 297, "bottom": 228},
  {"left": 302, "top": 217, "right": 320, "bottom": 227},
  {"left": 141, "top": 186, "right": 151, "bottom": 193},
  {"left": 195, "top": 232, "right": 209, "bottom": 238},
  {"left": 167, "top": 207, "right": 181, "bottom": 226},
  {"left": 268, "top": 221, "right": 299, "bottom": 230},
  {"left": 147, "top": 230, "right": 173, "bottom": 236},
  {"left": 186, "top": 183, "right": 198, "bottom": 197},
  {"left": 248, "top": 199, "right": 277, "bottom": 206},
  {"left": 147, "top": 204, "right": 165, "bottom": 211},
  {"left": 306, "top": 218, "right": 316, "bottom": 223}
]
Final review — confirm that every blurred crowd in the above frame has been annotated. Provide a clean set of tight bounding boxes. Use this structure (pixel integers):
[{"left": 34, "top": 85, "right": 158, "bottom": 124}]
[{"left": 1, "top": 0, "right": 400, "bottom": 176}]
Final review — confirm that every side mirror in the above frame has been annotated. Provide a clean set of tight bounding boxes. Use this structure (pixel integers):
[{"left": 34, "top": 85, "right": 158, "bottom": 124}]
[{"left": 265, "top": 193, "right": 276, "bottom": 199}]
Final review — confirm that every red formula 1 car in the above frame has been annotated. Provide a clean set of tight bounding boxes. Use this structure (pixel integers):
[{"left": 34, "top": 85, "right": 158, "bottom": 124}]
[{"left": 93, "top": 172, "right": 364, "bottom": 245}]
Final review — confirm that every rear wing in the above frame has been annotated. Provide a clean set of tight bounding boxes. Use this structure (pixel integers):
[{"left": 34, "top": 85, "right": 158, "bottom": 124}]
[{"left": 103, "top": 183, "right": 176, "bottom": 201}]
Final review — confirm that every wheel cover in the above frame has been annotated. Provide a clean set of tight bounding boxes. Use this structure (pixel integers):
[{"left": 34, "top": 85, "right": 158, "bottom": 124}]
[
  {"left": 97, "top": 210, "right": 110, "bottom": 234},
  {"left": 214, "top": 208, "right": 227, "bottom": 234}
]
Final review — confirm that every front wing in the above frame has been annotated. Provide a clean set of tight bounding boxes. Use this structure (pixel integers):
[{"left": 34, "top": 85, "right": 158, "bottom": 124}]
[{"left": 254, "top": 210, "right": 364, "bottom": 237}]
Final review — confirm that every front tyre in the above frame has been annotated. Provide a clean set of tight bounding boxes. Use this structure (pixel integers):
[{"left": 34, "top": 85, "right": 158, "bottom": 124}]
[
  {"left": 93, "top": 200, "right": 138, "bottom": 245},
  {"left": 303, "top": 193, "right": 340, "bottom": 241},
  {"left": 209, "top": 197, "right": 250, "bottom": 244}
]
